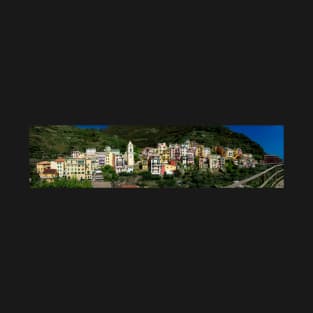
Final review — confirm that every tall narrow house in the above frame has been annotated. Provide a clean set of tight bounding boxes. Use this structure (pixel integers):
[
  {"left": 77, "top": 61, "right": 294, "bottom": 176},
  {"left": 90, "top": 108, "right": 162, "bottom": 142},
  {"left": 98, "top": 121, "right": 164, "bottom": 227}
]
[{"left": 127, "top": 141, "right": 134, "bottom": 167}]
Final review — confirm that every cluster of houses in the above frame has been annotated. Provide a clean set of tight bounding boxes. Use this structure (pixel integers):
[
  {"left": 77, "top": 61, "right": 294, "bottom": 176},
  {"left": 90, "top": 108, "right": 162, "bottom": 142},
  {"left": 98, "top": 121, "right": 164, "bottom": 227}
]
[
  {"left": 36, "top": 142, "right": 135, "bottom": 182},
  {"left": 139, "top": 140, "right": 257, "bottom": 176},
  {"left": 35, "top": 139, "right": 258, "bottom": 182}
]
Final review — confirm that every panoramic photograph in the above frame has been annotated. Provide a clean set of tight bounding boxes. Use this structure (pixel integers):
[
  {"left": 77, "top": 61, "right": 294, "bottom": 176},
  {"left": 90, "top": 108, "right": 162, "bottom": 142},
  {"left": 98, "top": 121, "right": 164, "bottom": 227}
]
[{"left": 29, "top": 125, "right": 284, "bottom": 189}]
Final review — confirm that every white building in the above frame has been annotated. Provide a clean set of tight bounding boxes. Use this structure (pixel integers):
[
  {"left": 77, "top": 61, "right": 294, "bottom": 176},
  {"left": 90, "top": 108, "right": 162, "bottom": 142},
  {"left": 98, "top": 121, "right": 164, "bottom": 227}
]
[
  {"left": 219, "top": 157, "right": 225, "bottom": 168},
  {"left": 150, "top": 155, "right": 162, "bottom": 175},
  {"left": 127, "top": 141, "right": 134, "bottom": 167},
  {"left": 187, "top": 151, "right": 195, "bottom": 165},
  {"left": 50, "top": 158, "right": 65, "bottom": 177},
  {"left": 203, "top": 147, "right": 211, "bottom": 158},
  {"left": 85, "top": 158, "right": 98, "bottom": 179},
  {"left": 181, "top": 144, "right": 188, "bottom": 157},
  {"left": 225, "top": 148, "right": 234, "bottom": 159},
  {"left": 71, "top": 151, "right": 85, "bottom": 158},
  {"left": 96, "top": 151, "right": 106, "bottom": 167},
  {"left": 86, "top": 148, "right": 96, "bottom": 156},
  {"left": 104, "top": 146, "right": 114, "bottom": 167},
  {"left": 208, "top": 154, "right": 221, "bottom": 171},
  {"left": 114, "top": 154, "right": 126, "bottom": 174},
  {"left": 184, "top": 140, "right": 191, "bottom": 148},
  {"left": 71, "top": 151, "right": 81, "bottom": 158}
]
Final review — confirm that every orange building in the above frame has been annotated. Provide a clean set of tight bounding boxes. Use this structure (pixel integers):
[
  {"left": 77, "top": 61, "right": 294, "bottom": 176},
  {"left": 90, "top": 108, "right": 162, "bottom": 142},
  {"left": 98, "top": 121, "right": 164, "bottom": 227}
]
[
  {"left": 40, "top": 168, "right": 58, "bottom": 182},
  {"left": 36, "top": 161, "right": 51, "bottom": 175}
]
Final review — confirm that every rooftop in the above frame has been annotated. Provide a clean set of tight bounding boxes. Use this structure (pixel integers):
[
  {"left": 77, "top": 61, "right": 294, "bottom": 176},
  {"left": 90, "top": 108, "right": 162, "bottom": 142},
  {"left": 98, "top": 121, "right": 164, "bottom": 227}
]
[
  {"left": 43, "top": 169, "right": 58, "bottom": 174},
  {"left": 38, "top": 161, "right": 50, "bottom": 165}
]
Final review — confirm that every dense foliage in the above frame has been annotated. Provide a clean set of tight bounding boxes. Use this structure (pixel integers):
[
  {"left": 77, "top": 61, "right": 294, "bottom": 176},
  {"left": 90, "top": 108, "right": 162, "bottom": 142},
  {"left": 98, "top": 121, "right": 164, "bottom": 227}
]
[
  {"left": 29, "top": 125, "right": 265, "bottom": 161},
  {"left": 101, "top": 165, "right": 118, "bottom": 181},
  {"left": 103, "top": 125, "right": 265, "bottom": 159},
  {"left": 137, "top": 165, "right": 271, "bottom": 188},
  {"left": 29, "top": 125, "right": 128, "bottom": 161},
  {"left": 31, "top": 178, "right": 92, "bottom": 188}
]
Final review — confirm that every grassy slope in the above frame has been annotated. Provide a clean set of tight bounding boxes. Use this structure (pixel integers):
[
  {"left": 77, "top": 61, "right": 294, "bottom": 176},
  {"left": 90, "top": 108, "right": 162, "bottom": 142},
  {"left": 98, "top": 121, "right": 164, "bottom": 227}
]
[
  {"left": 103, "top": 125, "right": 265, "bottom": 158},
  {"left": 29, "top": 125, "right": 127, "bottom": 160},
  {"left": 29, "top": 125, "right": 265, "bottom": 162}
]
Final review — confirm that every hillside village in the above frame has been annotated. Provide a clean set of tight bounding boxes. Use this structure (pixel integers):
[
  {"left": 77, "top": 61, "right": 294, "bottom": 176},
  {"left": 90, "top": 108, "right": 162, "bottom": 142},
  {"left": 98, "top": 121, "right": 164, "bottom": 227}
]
[{"left": 35, "top": 140, "right": 260, "bottom": 183}]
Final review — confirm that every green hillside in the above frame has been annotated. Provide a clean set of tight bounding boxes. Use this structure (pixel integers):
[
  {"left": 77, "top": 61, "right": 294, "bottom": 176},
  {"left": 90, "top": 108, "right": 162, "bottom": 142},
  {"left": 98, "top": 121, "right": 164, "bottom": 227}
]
[
  {"left": 103, "top": 125, "right": 265, "bottom": 159},
  {"left": 29, "top": 125, "right": 128, "bottom": 160},
  {"left": 29, "top": 125, "right": 265, "bottom": 162}
]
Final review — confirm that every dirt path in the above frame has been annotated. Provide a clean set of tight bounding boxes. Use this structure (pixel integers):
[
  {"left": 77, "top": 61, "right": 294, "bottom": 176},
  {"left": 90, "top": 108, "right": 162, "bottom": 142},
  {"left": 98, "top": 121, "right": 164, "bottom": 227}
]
[{"left": 92, "top": 181, "right": 112, "bottom": 188}]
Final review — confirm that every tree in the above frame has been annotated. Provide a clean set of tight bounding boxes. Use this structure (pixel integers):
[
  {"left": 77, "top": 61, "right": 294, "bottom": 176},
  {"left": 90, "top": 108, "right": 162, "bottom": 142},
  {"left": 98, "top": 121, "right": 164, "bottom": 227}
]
[
  {"left": 31, "top": 178, "right": 92, "bottom": 188},
  {"left": 30, "top": 172, "right": 41, "bottom": 186},
  {"left": 134, "top": 152, "right": 140, "bottom": 162},
  {"left": 101, "top": 165, "right": 118, "bottom": 182},
  {"left": 158, "top": 175, "right": 177, "bottom": 188},
  {"left": 194, "top": 156, "right": 199, "bottom": 168},
  {"left": 174, "top": 170, "right": 181, "bottom": 178},
  {"left": 225, "top": 160, "right": 235, "bottom": 173}
]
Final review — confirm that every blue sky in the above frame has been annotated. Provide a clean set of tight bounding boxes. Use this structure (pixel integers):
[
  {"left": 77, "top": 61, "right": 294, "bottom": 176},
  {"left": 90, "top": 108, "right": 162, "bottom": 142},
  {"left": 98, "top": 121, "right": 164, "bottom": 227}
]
[
  {"left": 76, "top": 125, "right": 284, "bottom": 159},
  {"left": 76, "top": 125, "right": 108, "bottom": 129},
  {"left": 226, "top": 125, "right": 284, "bottom": 159}
]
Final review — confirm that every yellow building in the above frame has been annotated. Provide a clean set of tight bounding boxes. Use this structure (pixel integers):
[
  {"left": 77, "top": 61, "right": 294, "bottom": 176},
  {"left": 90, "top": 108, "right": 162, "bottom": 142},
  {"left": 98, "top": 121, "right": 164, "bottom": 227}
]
[
  {"left": 85, "top": 158, "right": 98, "bottom": 180},
  {"left": 164, "top": 164, "right": 176, "bottom": 174},
  {"left": 160, "top": 150, "right": 170, "bottom": 163},
  {"left": 40, "top": 168, "right": 58, "bottom": 182},
  {"left": 195, "top": 145, "right": 204, "bottom": 158},
  {"left": 157, "top": 143, "right": 168, "bottom": 155},
  {"left": 234, "top": 148, "right": 243, "bottom": 159},
  {"left": 104, "top": 147, "right": 115, "bottom": 167},
  {"left": 224, "top": 148, "right": 235, "bottom": 159},
  {"left": 65, "top": 158, "right": 86, "bottom": 180},
  {"left": 36, "top": 161, "right": 51, "bottom": 175},
  {"left": 50, "top": 158, "right": 65, "bottom": 177},
  {"left": 105, "top": 152, "right": 114, "bottom": 167},
  {"left": 141, "top": 159, "right": 148, "bottom": 171}
]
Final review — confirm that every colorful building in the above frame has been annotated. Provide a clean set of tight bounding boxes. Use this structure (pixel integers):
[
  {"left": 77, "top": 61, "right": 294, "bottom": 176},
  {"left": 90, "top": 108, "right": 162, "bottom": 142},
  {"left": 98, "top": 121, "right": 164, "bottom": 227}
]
[
  {"left": 195, "top": 144, "right": 204, "bottom": 157},
  {"left": 164, "top": 164, "right": 176, "bottom": 175},
  {"left": 149, "top": 155, "right": 161, "bottom": 175},
  {"left": 141, "top": 159, "right": 149, "bottom": 171},
  {"left": 127, "top": 141, "right": 134, "bottom": 167},
  {"left": 85, "top": 158, "right": 98, "bottom": 180},
  {"left": 36, "top": 161, "right": 51, "bottom": 175},
  {"left": 36, "top": 161, "right": 51, "bottom": 174},
  {"left": 263, "top": 155, "right": 282, "bottom": 164},
  {"left": 208, "top": 154, "right": 220, "bottom": 171},
  {"left": 203, "top": 147, "right": 211, "bottom": 158},
  {"left": 141, "top": 147, "right": 156, "bottom": 159},
  {"left": 35, "top": 139, "right": 256, "bottom": 179},
  {"left": 114, "top": 154, "right": 126, "bottom": 174},
  {"left": 50, "top": 158, "right": 65, "bottom": 177},
  {"left": 40, "top": 168, "right": 58, "bottom": 182},
  {"left": 157, "top": 142, "right": 168, "bottom": 154},
  {"left": 64, "top": 158, "right": 86, "bottom": 180},
  {"left": 199, "top": 157, "right": 208, "bottom": 169},
  {"left": 224, "top": 148, "right": 234, "bottom": 159}
]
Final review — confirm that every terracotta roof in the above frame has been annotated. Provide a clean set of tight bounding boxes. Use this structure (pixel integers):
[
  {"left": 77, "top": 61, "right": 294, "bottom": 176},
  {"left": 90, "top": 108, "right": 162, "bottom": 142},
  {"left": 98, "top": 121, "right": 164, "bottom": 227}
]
[
  {"left": 43, "top": 169, "right": 58, "bottom": 175},
  {"left": 38, "top": 161, "right": 50, "bottom": 165},
  {"left": 55, "top": 158, "right": 65, "bottom": 162}
]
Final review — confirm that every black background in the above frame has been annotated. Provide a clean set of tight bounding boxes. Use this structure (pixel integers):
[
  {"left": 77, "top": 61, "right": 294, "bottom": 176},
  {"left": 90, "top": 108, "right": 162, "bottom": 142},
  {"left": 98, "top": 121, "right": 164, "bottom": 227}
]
[
  {"left": 4, "top": 43, "right": 309, "bottom": 305},
  {"left": 12, "top": 75, "right": 300, "bottom": 230}
]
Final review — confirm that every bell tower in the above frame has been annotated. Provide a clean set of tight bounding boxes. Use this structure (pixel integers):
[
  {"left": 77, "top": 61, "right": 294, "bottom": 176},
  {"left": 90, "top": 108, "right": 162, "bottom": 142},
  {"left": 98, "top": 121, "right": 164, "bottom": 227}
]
[{"left": 127, "top": 141, "right": 134, "bottom": 167}]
